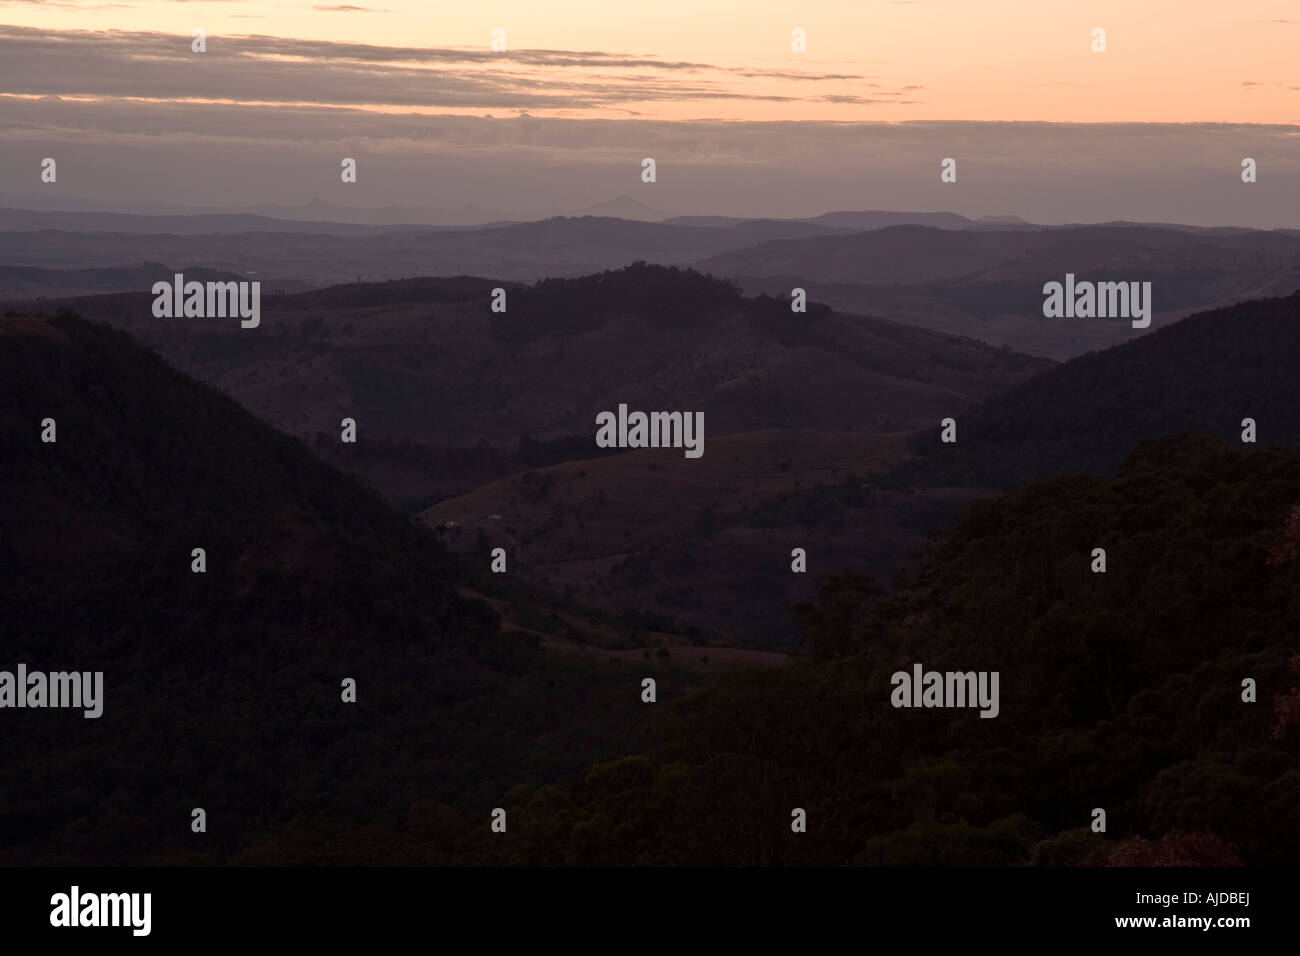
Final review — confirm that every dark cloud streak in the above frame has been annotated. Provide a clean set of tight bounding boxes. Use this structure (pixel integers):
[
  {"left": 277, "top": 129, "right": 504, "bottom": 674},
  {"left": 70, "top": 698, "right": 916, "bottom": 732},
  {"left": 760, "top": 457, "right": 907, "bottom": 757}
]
[{"left": 0, "top": 25, "right": 877, "bottom": 114}]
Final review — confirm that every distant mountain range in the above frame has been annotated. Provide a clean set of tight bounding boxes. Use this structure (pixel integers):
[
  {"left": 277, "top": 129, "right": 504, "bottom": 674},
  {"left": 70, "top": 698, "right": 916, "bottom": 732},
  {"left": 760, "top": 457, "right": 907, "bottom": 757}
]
[
  {"left": 5, "top": 206, "right": 1297, "bottom": 361},
  {"left": 0, "top": 261, "right": 253, "bottom": 298},
  {"left": 705, "top": 224, "right": 1300, "bottom": 359},
  {"left": 0, "top": 202, "right": 1020, "bottom": 237},
  {"left": 0, "top": 193, "right": 515, "bottom": 228},
  {"left": 5, "top": 193, "right": 1262, "bottom": 235},
  {"left": 0, "top": 194, "right": 683, "bottom": 231}
]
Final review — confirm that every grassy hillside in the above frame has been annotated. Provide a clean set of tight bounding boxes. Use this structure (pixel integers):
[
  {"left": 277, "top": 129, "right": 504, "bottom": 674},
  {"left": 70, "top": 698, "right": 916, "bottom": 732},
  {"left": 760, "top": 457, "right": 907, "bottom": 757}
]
[
  {"left": 50, "top": 263, "right": 1049, "bottom": 444},
  {"left": 419, "top": 429, "right": 975, "bottom": 648}
]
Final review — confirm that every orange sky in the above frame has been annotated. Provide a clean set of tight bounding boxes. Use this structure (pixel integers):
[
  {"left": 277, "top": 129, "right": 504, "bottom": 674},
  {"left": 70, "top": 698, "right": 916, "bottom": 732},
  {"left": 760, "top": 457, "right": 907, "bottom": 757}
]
[{"left": 5, "top": 0, "right": 1299, "bottom": 123}]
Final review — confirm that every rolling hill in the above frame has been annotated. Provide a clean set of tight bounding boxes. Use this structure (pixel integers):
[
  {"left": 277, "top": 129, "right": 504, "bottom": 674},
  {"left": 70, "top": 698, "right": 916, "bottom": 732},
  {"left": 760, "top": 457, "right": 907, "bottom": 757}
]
[
  {"left": 419, "top": 429, "right": 982, "bottom": 647},
  {"left": 886, "top": 291, "right": 1300, "bottom": 491},
  {"left": 704, "top": 225, "right": 1300, "bottom": 359},
  {"left": 28, "top": 265, "right": 1051, "bottom": 508},
  {"left": 0, "top": 215, "right": 852, "bottom": 292}
]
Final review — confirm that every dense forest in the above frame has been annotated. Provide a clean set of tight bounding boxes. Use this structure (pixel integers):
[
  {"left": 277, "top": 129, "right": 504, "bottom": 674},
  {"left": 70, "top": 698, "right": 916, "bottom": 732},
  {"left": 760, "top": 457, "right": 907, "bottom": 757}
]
[
  {"left": 490, "top": 262, "right": 746, "bottom": 343},
  {"left": 469, "top": 434, "right": 1300, "bottom": 865}
]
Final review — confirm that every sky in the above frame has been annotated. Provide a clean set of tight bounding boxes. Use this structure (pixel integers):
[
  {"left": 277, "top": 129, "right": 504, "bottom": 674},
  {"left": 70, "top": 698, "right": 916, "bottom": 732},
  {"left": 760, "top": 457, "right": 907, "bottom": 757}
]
[{"left": 2, "top": 1, "right": 1298, "bottom": 224}]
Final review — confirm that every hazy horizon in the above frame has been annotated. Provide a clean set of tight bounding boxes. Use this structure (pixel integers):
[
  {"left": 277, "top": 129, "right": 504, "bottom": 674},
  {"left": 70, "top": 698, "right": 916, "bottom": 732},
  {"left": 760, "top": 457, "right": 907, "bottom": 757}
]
[
  {"left": 3, "top": 3, "right": 1299, "bottom": 228},
  {"left": 3, "top": 176, "right": 1299, "bottom": 232}
]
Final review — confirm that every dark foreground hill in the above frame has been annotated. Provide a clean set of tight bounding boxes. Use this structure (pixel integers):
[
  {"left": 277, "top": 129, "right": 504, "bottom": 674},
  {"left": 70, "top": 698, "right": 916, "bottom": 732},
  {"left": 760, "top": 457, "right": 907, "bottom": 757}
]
[
  {"left": 0, "top": 313, "right": 684, "bottom": 864},
  {"left": 887, "top": 292, "right": 1300, "bottom": 491},
  {"left": 462, "top": 435, "right": 1300, "bottom": 865}
]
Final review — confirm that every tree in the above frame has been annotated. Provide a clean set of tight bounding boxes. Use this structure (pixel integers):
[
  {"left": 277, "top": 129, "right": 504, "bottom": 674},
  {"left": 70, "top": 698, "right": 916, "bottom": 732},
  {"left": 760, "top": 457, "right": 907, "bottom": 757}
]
[
  {"left": 1103, "top": 832, "right": 1243, "bottom": 867},
  {"left": 1268, "top": 502, "right": 1300, "bottom": 565}
]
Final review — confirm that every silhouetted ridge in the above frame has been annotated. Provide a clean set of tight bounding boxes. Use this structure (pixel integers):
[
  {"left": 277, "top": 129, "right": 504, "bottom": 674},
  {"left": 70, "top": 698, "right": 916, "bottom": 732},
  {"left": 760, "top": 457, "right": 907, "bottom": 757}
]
[
  {"left": 1, "top": 311, "right": 436, "bottom": 552},
  {"left": 885, "top": 291, "right": 1300, "bottom": 490},
  {"left": 0, "top": 261, "right": 246, "bottom": 293},
  {"left": 272, "top": 275, "right": 518, "bottom": 311},
  {"left": 494, "top": 262, "right": 744, "bottom": 341}
]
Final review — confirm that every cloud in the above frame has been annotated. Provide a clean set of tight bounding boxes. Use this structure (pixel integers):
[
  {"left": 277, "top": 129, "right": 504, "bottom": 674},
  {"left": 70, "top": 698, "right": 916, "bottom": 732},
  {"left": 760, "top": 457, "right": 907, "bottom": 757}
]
[
  {"left": 0, "top": 0, "right": 130, "bottom": 7},
  {"left": 819, "top": 95, "right": 893, "bottom": 105},
  {"left": 0, "top": 25, "right": 901, "bottom": 115}
]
